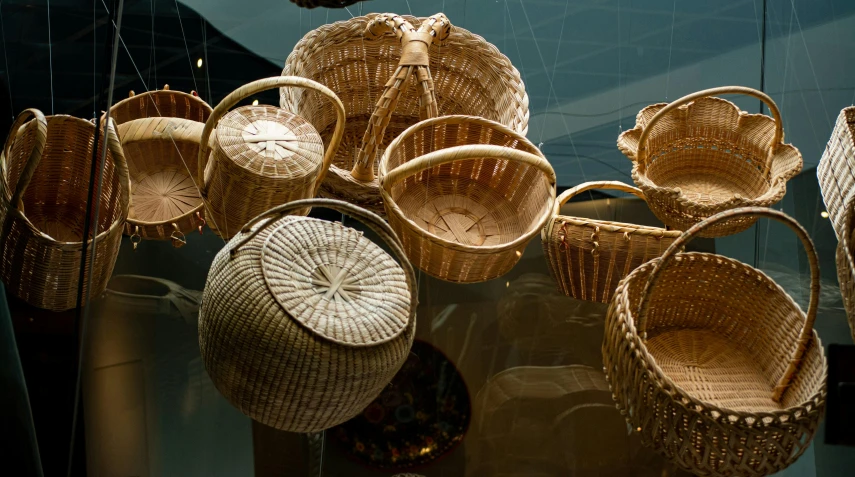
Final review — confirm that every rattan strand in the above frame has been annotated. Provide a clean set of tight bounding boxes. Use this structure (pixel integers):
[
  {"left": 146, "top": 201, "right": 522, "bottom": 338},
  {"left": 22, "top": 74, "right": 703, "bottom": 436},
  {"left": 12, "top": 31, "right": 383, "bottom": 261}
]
[
  {"left": 602, "top": 207, "right": 826, "bottom": 477},
  {"left": 198, "top": 77, "right": 345, "bottom": 239},
  {"left": 817, "top": 106, "right": 855, "bottom": 239},
  {"left": 0, "top": 110, "right": 130, "bottom": 311},
  {"left": 281, "top": 13, "right": 529, "bottom": 215},
  {"left": 617, "top": 87, "right": 802, "bottom": 238},
  {"left": 834, "top": 195, "right": 855, "bottom": 343},
  {"left": 379, "top": 115, "right": 555, "bottom": 283},
  {"left": 199, "top": 199, "right": 417, "bottom": 432},
  {"left": 541, "top": 181, "right": 681, "bottom": 303},
  {"left": 110, "top": 87, "right": 212, "bottom": 247}
]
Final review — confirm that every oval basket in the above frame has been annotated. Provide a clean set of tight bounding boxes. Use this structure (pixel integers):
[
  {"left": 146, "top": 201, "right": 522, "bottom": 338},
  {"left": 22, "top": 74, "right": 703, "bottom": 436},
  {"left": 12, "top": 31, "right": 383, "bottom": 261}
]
[
  {"left": 379, "top": 115, "right": 555, "bottom": 283},
  {"left": 817, "top": 106, "right": 855, "bottom": 239},
  {"left": 834, "top": 195, "right": 855, "bottom": 343},
  {"left": 542, "top": 181, "right": 682, "bottom": 303},
  {"left": 281, "top": 13, "right": 528, "bottom": 215},
  {"left": 617, "top": 86, "right": 803, "bottom": 238},
  {"left": 199, "top": 198, "right": 417, "bottom": 432},
  {"left": 198, "top": 77, "right": 345, "bottom": 239},
  {"left": 109, "top": 86, "right": 212, "bottom": 248},
  {"left": 0, "top": 110, "right": 130, "bottom": 311},
  {"left": 603, "top": 207, "right": 827, "bottom": 477}
]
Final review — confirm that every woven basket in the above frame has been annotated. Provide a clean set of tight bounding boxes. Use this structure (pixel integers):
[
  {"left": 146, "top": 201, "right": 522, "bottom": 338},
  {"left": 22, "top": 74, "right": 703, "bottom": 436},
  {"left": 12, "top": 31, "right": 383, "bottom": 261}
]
[
  {"left": 0, "top": 109, "right": 130, "bottom": 311},
  {"left": 542, "top": 181, "right": 682, "bottom": 303},
  {"left": 281, "top": 13, "right": 529, "bottom": 215},
  {"left": 617, "top": 86, "right": 803, "bottom": 238},
  {"left": 110, "top": 86, "right": 212, "bottom": 248},
  {"left": 199, "top": 198, "right": 417, "bottom": 432},
  {"left": 817, "top": 106, "right": 855, "bottom": 239},
  {"left": 834, "top": 196, "right": 855, "bottom": 343},
  {"left": 603, "top": 207, "right": 827, "bottom": 477},
  {"left": 379, "top": 116, "right": 555, "bottom": 283},
  {"left": 198, "top": 77, "right": 345, "bottom": 239}
]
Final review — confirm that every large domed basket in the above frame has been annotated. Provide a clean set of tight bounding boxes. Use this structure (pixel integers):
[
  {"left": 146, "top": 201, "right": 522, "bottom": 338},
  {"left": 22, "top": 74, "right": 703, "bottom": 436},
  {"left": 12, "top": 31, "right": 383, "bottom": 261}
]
[
  {"left": 109, "top": 86, "right": 212, "bottom": 248},
  {"left": 602, "top": 207, "right": 827, "bottom": 477},
  {"left": 834, "top": 196, "right": 855, "bottom": 343},
  {"left": 817, "top": 106, "right": 855, "bottom": 239},
  {"left": 281, "top": 12, "right": 528, "bottom": 215},
  {"left": 617, "top": 87, "right": 803, "bottom": 238},
  {"left": 199, "top": 199, "right": 417, "bottom": 433}
]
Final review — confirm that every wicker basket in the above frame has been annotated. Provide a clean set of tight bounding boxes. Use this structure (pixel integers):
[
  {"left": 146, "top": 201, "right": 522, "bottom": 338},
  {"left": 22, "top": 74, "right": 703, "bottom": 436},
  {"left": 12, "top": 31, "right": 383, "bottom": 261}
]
[
  {"left": 379, "top": 116, "right": 555, "bottom": 283},
  {"left": 603, "top": 207, "right": 827, "bottom": 477},
  {"left": 542, "top": 181, "right": 682, "bottom": 303},
  {"left": 835, "top": 196, "right": 855, "bottom": 343},
  {"left": 199, "top": 198, "right": 417, "bottom": 432},
  {"left": 0, "top": 109, "right": 130, "bottom": 311},
  {"left": 198, "top": 77, "right": 345, "bottom": 239},
  {"left": 617, "top": 87, "right": 803, "bottom": 238},
  {"left": 281, "top": 13, "right": 529, "bottom": 215},
  {"left": 110, "top": 86, "right": 212, "bottom": 248},
  {"left": 817, "top": 106, "right": 855, "bottom": 239}
]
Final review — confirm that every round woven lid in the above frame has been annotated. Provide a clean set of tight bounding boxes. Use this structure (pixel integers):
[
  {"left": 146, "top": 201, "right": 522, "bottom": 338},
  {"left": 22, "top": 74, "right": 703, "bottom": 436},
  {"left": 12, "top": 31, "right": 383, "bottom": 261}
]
[
  {"left": 260, "top": 217, "right": 411, "bottom": 346},
  {"left": 217, "top": 105, "right": 324, "bottom": 178}
]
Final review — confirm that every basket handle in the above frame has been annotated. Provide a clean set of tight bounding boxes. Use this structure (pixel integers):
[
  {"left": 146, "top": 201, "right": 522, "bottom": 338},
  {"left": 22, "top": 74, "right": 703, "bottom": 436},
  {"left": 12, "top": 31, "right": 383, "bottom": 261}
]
[
  {"left": 197, "top": 76, "right": 347, "bottom": 195},
  {"left": 542, "top": 180, "right": 645, "bottom": 242},
  {"left": 350, "top": 13, "right": 452, "bottom": 183},
  {"left": 636, "top": 207, "right": 819, "bottom": 403},
  {"left": 3, "top": 109, "right": 48, "bottom": 210},
  {"left": 636, "top": 86, "right": 784, "bottom": 164},
  {"left": 380, "top": 144, "right": 556, "bottom": 192}
]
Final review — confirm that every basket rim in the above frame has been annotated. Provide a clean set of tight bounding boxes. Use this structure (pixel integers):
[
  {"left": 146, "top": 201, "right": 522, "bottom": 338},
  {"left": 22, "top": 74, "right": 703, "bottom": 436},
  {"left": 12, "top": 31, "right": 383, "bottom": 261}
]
[
  {"left": 548, "top": 215, "right": 682, "bottom": 238},
  {"left": 611, "top": 251, "right": 827, "bottom": 420},
  {"left": 109, "top": 88, "right": 213, "bottom": 125}
]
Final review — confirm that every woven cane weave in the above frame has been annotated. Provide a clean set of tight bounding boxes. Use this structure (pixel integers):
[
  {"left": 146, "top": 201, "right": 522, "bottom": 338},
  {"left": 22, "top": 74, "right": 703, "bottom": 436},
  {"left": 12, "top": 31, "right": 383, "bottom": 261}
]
[
  {"left": 281, "top": 13, "right": 528, "bottom": 215},
  {"left": 617, "top": 87, "right": 802, "bottom": 238},
  {"left": 110, "top": 86, "right": 212, "bottom": 247},
  {"left": 0, "top": 110, "right": 129, "bottom": 311},
  {"left": 542, "top": 181, "right": 681, "bottom": 303},
  {"left": 199, "top": 199, "right": 417, "bottom": 432},
  {"left": 817, "top": 106, "right": 855, "bottom": 239},
  {"left": 198, "top": 77, "right": 345, "bottom": 239},
  {"left": 835, "top": 196, "right": 855, "bottom": 343},
  {"left": 602, "top": 207, "right": 827, "bottom": 477},
  {"left": 379, "top": 115, "right": 555, "bottom": 283}
]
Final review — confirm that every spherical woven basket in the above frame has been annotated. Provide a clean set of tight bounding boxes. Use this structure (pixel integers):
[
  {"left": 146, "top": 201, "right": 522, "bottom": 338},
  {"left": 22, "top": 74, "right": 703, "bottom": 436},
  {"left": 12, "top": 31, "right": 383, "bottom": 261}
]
[
  {"left": 281, "top": 12, "right": 529, "bottom": 215},
  {"left": 199, "top": 198, "right": 417, "bottom": 432},
  {"left": 617, "top": 86, "right": 803, "bottom": 238},
  {"left": 542, "top": 181, "right": 682, "bottom": 303},
  {"left": 110, "top": 86, "right": 212, "bottom": 248},
  {"left": 834, "top": 196, "right": 855, "bottom": 343},
  {"left": 198, "top": 77, "right": 345, "bottom": 239},
  {"left": 379, "top": 115, "right": 555, "bottom": 283},
  {"left": 602, "top": 207, "right": 827, "bottom": 477},
  {"left": 0, "top": 109, "right": 129, "bottom": 311},
  {"left": 817, "top": 106, "right": 855, "bottom": 240}
]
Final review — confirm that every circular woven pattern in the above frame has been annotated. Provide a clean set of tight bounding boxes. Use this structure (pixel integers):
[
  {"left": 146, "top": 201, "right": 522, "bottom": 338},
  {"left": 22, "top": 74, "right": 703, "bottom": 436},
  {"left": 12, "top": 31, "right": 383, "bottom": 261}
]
[{"left": 260, "top": 218, "right": 410, "bottom": 346}]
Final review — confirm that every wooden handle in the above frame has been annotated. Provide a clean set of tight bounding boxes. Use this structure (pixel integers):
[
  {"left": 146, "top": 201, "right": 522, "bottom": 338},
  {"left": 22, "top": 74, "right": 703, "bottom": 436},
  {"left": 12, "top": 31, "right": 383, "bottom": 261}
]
[
  {"left": 636, "top": 86, "right": 784, "bottom": 164},
  {"left": 636, "top": 207, "right": 819, "bottom": 403},
  {"left": 197, "top": 76, "right": 346, "bottom": 196},
  {"left": 3, "top": 109, "right": 48, "bottom": 210}
]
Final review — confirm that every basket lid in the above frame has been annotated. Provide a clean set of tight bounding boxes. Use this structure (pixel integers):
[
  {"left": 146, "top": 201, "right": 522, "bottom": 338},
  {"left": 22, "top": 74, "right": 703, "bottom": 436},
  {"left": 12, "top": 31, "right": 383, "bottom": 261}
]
[
  {"left": 260, "top": 217, "right": 411, "bottom": 346},
  {"left": 217, "top": 105, "right": 324, "bottom": 179}
]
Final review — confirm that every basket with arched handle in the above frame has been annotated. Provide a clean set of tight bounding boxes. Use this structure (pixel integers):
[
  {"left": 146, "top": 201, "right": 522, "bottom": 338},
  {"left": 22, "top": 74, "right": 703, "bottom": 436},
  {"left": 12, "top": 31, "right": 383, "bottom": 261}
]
[
  {"left": 379, "top": 115, "right": 555, "bottom": 283},
  {"left": 617, "top": 87, "right": 803, "bottom": 237},
  {"left": 541, "top": 181, "right": 681, "bottom": 303},
  {"left": 0, "top": 109, "right": 130, "bottom": 311},
  {"left": 199, "top": 198, "right": 417, "bottom": 432},
  {"left": 281, "top": 12, "right": 528, "bottom": 215},
  {"left": 603, "top": 207, "right": 827, "bottom": 477},
  {"left": 198, "top": 76, "right": 345, "bottom": 239}
]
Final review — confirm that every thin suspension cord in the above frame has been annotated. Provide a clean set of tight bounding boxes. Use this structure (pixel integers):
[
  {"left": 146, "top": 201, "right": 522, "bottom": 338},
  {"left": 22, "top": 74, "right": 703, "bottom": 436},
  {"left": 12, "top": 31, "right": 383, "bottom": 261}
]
[
  {"left": 174, "top": 0, "right": 199, "bottom": 93},
  {"left": 46, "top": 0, "right": 54, "bottom": 114},
  {"left": 537, "top": 0, "right": 570, "bottom": 148},
  {"left": 664, "top": 0, "right": 676, "bottom": 100},
  {"left": 202, "top": 17, "right": 211, "bottom": 104},
  {"left": 0, "top": 0, "right": 13, "bottom": 118}
]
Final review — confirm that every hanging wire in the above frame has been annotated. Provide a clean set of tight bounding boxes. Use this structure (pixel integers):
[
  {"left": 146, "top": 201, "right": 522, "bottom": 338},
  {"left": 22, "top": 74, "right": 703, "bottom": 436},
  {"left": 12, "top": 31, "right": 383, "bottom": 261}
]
[
  {"left": 664, "top": 0, "right": 676, "bottom": 100},
  {"left": 174, "top": 0, "right": 199, "bottom": 93},
  {"left": 0, "top": 0, "right": 14, "bottom": 118},
  {"left": 46, "top": 0, "right": 54, "bottom": 114},
  {"left": 789, "top": 0, "right": 832, "bottom": 130},
  {"left": 202, "top": 17, "right": 211, "bottom": 104},
  {"left": 537, "top": 0, "right": 570, "bottom": 147},
  {"left": 616, "top": 0, "right": 622, "bottom": 132},
  {"left": 149, "top": 0, "right": 156, "bottom": 89}
]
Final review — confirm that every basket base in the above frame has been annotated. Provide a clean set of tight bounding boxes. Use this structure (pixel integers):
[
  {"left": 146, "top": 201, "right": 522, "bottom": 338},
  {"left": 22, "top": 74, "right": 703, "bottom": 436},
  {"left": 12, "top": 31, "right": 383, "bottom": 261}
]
[
  {"left": 656, "top": 173, "right": 763, "bottom": 205},
  {"left": 130, "top": 168, "right": 202, "bottom": 224}
]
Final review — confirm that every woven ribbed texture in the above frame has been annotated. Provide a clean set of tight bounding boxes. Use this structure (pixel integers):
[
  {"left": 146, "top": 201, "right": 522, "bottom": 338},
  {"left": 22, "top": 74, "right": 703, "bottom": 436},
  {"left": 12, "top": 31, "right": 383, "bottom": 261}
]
[
  {"left": 602, "top": 207, "right": 826, "bottom": 477},
  {"left": 281, "top": 13, "right": 529, "bottom": 215},
  {"left": 835, "top": 196, "right": 855, "bottom": 343},
  {"left": 542, "top": 181, "right": 681, "bottom": 303},
  {"left": 110, "top": 88, "right": 211, "bottom": 246},
  {"left": 0, "top": 110, "right": 129, "bottom": 311},
  {"left": 199, "top": 199, "right": 417, "bottom": 432},
  {"left": 198, "top": 77, "right": 345, "bottom": 239},
  {"left": 817, "top": 106, "right": 855, "bottom": 239},
  {"left": 379, "top": 115, "right": 555, "bottom": 283},
  {"left": 617, "top": 87, "right": 802, "bottom": 238}
]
